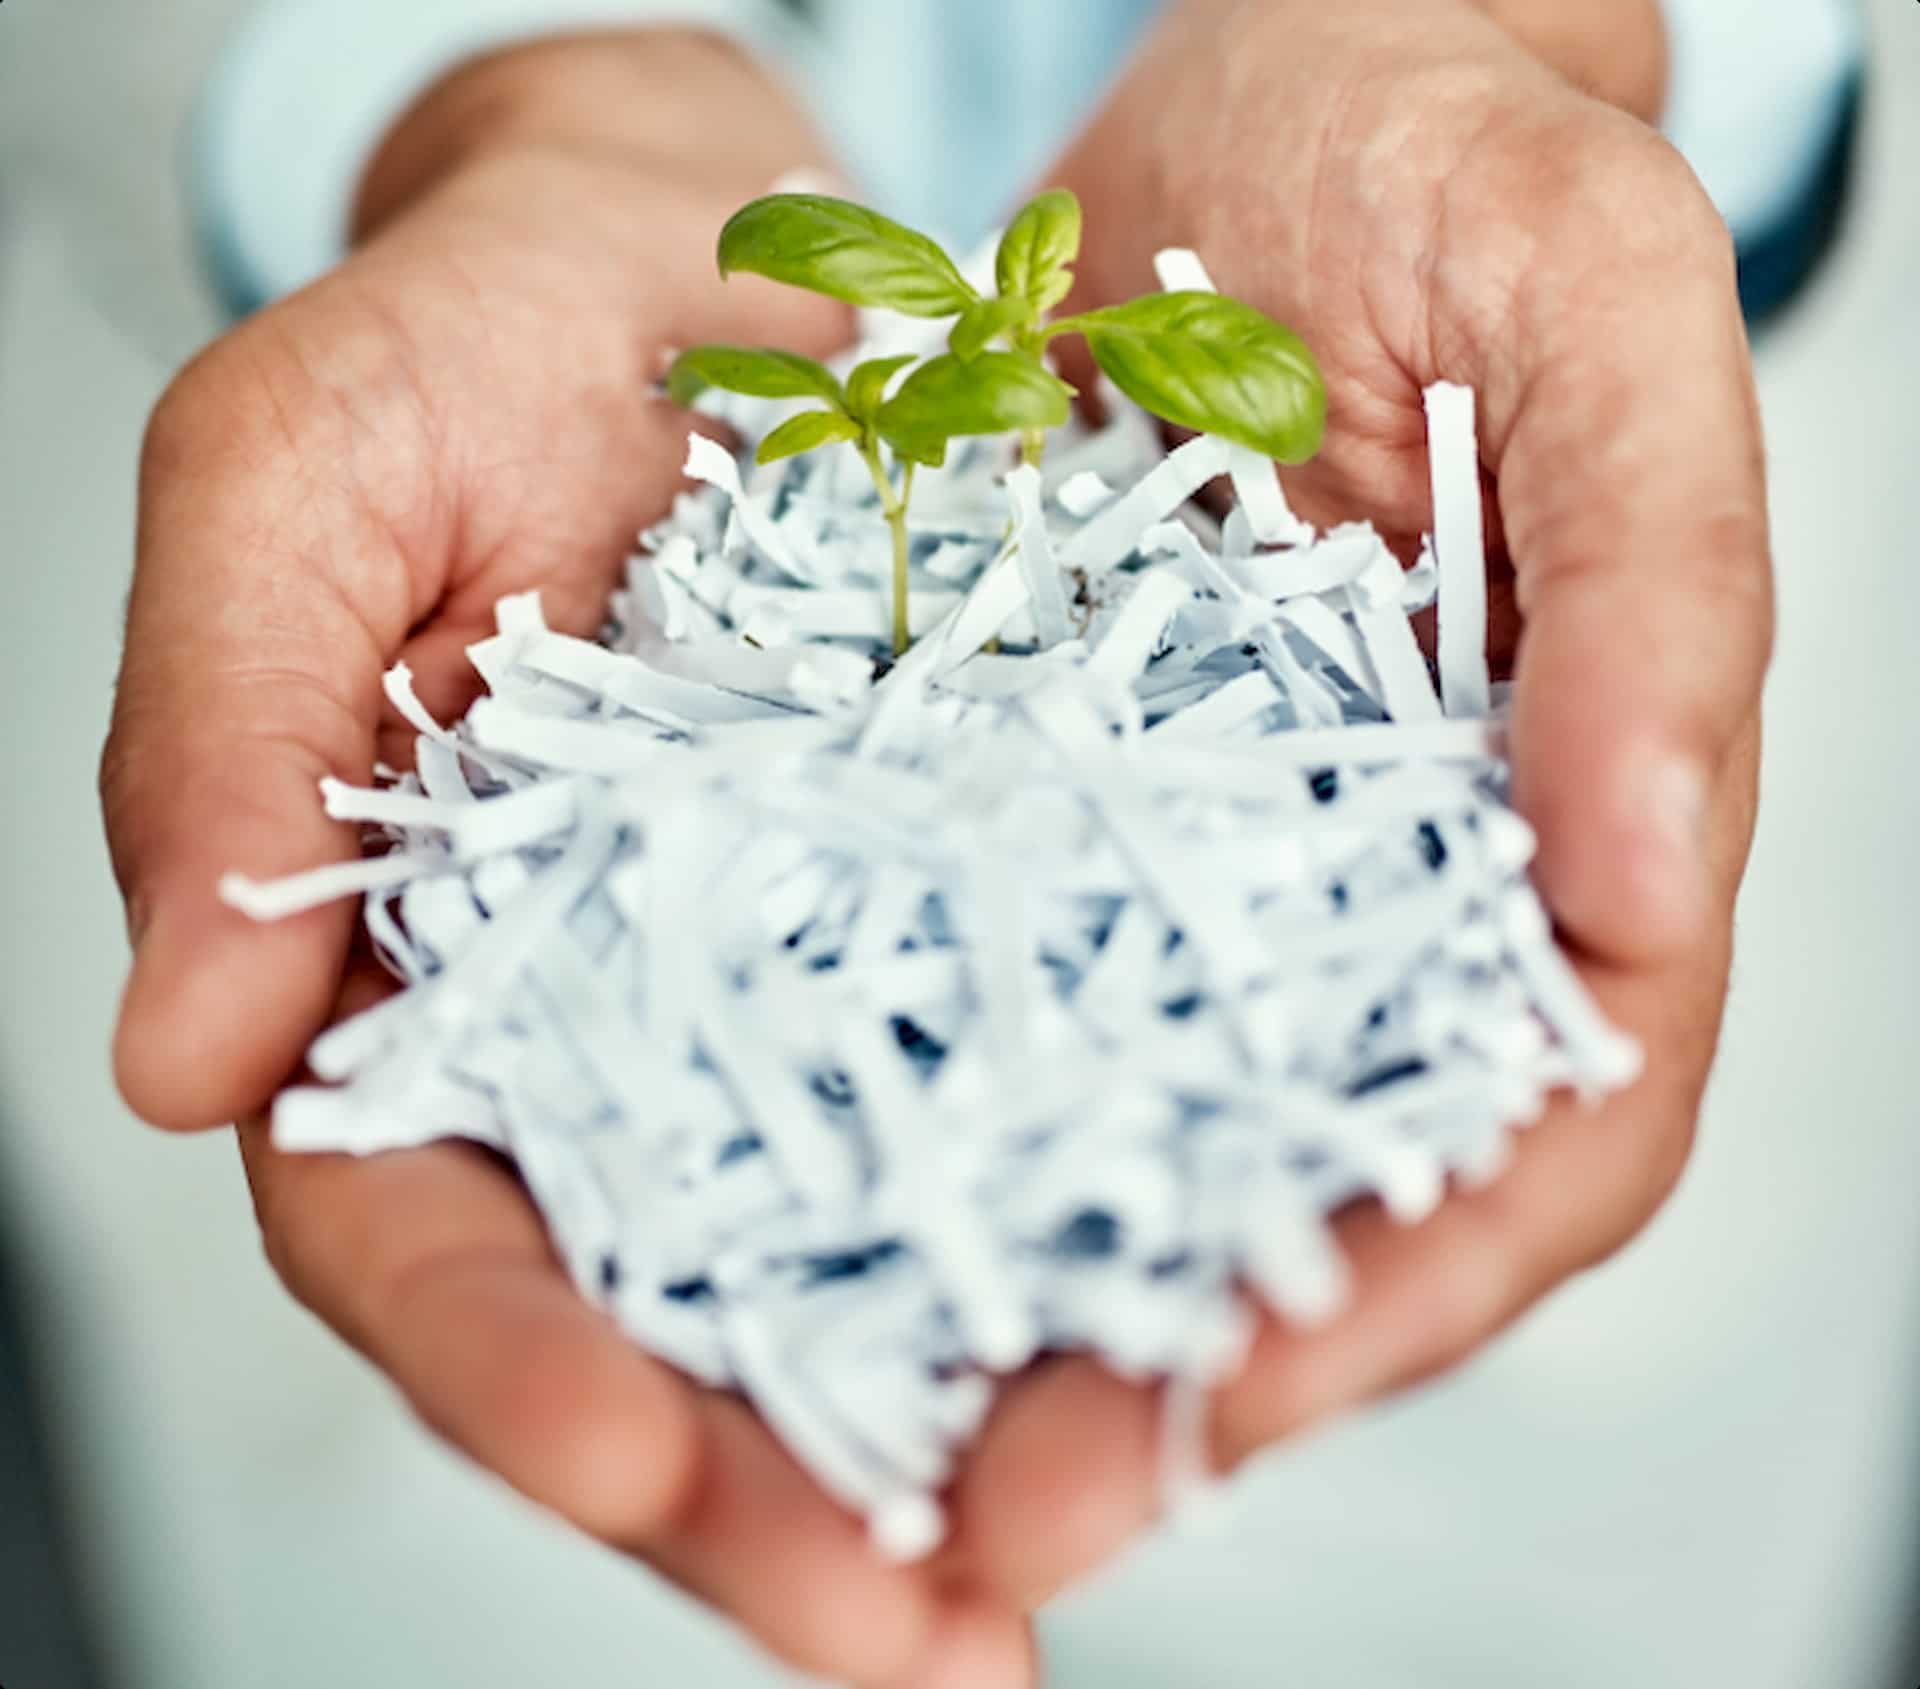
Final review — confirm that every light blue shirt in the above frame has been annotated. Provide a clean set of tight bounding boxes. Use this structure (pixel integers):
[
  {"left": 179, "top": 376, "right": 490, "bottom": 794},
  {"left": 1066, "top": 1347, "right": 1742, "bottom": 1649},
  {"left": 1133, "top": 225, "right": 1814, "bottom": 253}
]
[{"left": 196, "top": 0, "right": 1863, "bottom": 317}]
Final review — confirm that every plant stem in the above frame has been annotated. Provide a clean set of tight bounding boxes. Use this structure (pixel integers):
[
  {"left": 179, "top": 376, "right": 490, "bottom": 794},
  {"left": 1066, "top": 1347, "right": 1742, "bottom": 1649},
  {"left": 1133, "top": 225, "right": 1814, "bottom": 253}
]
[
  {"left": 890, "top": 464, "right": 916, "bottom": 655},
  {"left": 1008, "top": 328, "right": 1054, "bottom": 472},
  {"left": 862, "top": 441, "right": 915, "bottom": 656}
]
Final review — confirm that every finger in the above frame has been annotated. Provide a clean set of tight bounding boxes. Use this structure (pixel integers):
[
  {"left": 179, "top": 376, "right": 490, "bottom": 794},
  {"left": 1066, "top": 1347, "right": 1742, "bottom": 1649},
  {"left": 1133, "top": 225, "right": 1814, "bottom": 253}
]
[
  {"left": 1493, "top": 154, "right": 1773, "bottom": 965},
  {"left": 237, "top": 1104, "right": 703, "bottom": 1531},
  {"left": 103, "top": 318, "right": 443, "bottom": 1132},
  {"left": 955, "top": 929, "right": 1732, "bottom": 1610},
  {"left": 657, "top": 1394, "right": 942, "bottom": 1682},
  {"left": 871, "top": 1598, "right": 1039, "bottom": 1689},
  {"left": 944, "top": 1356, "right": 1164, "bottom": 1612},
  {"left": 238, "top": 1106, "right": 952, "bottom": 1684},
  {"left": 104, "top": 257, "right": 849, "bottom": 1134},
  {"left": 1208, "top": 938, "right": 1727, "bottom": 1452},
  {"left": 1206, "top": 717, "right": 1756, "bottom": 1458}
]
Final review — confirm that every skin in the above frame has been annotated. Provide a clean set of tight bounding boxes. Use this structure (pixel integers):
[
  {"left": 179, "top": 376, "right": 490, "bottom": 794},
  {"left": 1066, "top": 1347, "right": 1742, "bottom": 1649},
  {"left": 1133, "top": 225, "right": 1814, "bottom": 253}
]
[{"left": 100, "top": 3, "right": 1771, "bottom": 1685}]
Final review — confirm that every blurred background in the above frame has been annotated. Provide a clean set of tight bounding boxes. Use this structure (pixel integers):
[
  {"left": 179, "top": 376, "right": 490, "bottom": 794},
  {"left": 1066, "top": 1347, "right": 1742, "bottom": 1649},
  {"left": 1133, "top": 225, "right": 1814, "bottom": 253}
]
[{"left": 1, "top": 2, "right": 1916, "bottom": 1685}]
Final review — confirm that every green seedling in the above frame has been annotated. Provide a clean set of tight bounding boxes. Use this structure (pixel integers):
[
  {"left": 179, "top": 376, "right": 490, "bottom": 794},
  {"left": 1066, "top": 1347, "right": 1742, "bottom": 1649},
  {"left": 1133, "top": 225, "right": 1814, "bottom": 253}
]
[
  {"left": 666, "top": 189, "right": 1326, "bottom": 655},
  {"left": 667, "top": 344, "right": 1071, "bottom": 655}
]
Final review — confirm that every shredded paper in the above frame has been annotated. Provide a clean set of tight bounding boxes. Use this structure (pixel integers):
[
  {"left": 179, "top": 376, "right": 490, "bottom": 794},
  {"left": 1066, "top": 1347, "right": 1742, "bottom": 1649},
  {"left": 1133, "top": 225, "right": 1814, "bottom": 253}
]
[{"left": 224, "top": 250, "right": 1639, "bottom": 1561}]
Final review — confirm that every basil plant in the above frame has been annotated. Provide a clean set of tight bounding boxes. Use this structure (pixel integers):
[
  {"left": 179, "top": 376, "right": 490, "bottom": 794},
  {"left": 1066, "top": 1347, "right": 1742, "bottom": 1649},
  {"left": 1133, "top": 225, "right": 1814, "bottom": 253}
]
[{"left": 667, "top": 189, "right": 1325, "bottom": 655}]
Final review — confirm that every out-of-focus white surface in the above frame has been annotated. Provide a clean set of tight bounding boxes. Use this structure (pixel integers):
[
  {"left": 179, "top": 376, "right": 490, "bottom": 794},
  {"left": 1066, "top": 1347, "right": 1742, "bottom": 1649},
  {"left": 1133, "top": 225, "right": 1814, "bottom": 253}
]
[
  {"left": 0, "top": 0, "right": 230, "bottom": 367},
  {"left": 0, "top": 3, "right": 1914, "bottom": 1687}
]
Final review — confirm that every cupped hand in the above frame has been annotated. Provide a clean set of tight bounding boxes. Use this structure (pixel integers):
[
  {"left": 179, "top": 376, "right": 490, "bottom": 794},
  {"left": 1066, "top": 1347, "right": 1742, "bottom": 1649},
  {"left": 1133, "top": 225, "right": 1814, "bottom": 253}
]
[
  {"left": 103, "top": 32, "right": 1034, "bottom": 1688},
  {"left": 927, "top": 0, "right": 1772, "bottom": 1611},
  {"left": 103, "top": 5, "right": 1774, "bottom": 1681}
]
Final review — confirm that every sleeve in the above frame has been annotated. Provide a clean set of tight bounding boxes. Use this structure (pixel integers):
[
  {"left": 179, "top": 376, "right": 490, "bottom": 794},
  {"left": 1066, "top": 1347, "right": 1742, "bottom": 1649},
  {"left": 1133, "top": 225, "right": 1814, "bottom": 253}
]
[
  {"left": 197, "top": 0, "right": 1869, "bottom": 322},
  {"left": 1660, "top": 0, "right": 1864, "bottom": 250},
  {"left": 190, "top": 0, "right": 811, "bottom": 316}
]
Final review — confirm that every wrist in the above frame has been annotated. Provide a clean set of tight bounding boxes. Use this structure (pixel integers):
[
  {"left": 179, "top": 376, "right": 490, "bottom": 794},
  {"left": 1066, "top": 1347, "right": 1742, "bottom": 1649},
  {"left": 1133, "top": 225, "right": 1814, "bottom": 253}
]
[{"left": 354, "top": 29, "right": 834, "bottom": 245}]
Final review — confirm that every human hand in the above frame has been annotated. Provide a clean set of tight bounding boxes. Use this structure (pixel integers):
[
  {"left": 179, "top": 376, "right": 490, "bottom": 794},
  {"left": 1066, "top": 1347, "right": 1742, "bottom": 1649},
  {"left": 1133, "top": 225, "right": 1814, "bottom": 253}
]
[
  {"left": 103, "top": 4, "right": 1771, "bottom": 1677},
  {"left": 918, "top": 0, "right": 1772, "bottom": 1609},
  {"left": 102, "top": 33, "right": 1036, "bottom": 1686}
]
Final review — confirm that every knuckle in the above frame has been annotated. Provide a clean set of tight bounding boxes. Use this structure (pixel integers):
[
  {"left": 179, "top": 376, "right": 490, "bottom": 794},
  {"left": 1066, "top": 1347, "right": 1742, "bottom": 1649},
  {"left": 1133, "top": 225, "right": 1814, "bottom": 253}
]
[
  {"left": 142, "top": 293, "right": 423, "bottom": 498},
  {"left": 1430, "top": 107, "right": 1741, "bottom": 392},
  {"left": 1697, "top": 506, "right": 1777, "bottom": 636},
  {"left": 146, "top": 327, "right": 324, "bottom": 478},
  {"left": 146, "top": 336, "right": 229, "bottom": 430},
  {"left": 138, "top": 353, "right": 221, "bottom": 486},
  {"left": 141, "top": 321, "right": 314, "bottom": 468},
  {"left": 1656, "top": 501, "right": 1777, "bottom": 707},
  {"left": 1541, "top": 123, "right": 1732, "bottom": 282}
]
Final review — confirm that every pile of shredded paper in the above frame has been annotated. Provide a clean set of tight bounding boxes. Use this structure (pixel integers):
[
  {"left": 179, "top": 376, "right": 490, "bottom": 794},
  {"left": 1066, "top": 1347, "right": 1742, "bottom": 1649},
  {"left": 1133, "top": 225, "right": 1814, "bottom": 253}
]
[{"left": 223, "top": 251, "right": 1639, "bottom": 1561}]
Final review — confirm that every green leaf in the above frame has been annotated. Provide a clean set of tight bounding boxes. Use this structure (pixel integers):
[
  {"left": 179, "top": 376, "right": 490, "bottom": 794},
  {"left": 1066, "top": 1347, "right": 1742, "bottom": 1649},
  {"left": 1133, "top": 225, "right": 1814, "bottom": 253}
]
[
  {"left": 717, "top": 193, "right": 978, "bottom": 318},
  {"left": 845, "top": 354, "right": 918, "bottom": 421},
  {"left": 755, "top": 409, "right": 864, "bottom": 464},
  {"left": 885, "top": 432, "right": 950, "bottom": 470},
  {"left": 995, "top": 189, "right": 1082, "bottom": 312},
  {"left": 1032, "top": 270, "right": 1078, "bottom": 315},
  {"left": 874, "top": 353, "right": 1074, "bottom": 459},
  {"left": 1064, "top": 292, "right": 1326, "bottom": 462},
  {"left": 665, "top": 345, "right": 844, "bottom": 408},
  {"left": 949, "top": 296, "right": 1035, "bottom": 360}
]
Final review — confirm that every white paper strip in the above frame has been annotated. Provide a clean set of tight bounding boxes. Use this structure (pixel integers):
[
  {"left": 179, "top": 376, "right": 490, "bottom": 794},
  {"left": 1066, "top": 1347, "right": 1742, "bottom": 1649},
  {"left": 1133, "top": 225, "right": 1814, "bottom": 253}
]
[
  {"left": 1425, "top": 383, "right": 1492, "bottom": 718},
  {"left": 1062, "top": 437, "right": 1233, "bottom": 575}
]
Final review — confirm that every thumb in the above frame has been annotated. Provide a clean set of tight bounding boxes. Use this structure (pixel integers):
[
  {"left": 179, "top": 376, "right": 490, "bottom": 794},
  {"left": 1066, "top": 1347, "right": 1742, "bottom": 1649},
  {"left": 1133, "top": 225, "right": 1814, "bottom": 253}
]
[
  {"left": 1494, "top": 190, "right": 1772, "bottom": 966},
  {"left": 102, "top": 343, "right": 415, "bottom": 1131}
]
